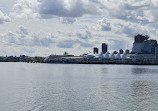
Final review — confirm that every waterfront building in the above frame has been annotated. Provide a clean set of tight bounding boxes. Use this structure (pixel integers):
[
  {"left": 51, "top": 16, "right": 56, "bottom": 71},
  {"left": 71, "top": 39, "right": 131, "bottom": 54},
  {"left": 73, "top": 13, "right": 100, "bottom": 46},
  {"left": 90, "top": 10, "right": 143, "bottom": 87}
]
[
  {"left": 155, "top": 45, "right": 158, "bottom": 60},
  {"left": 110, "top": 52, "right": 115, "bottom": 59},
  {"left": 119, "top": 49, "right": 124, "bottom": 54},
  {"left": 102, "top": 43, "right": 108, "bottom": 54},
  {"left": 129, "top": 34, "right": 158, "bottom": 61},
  {"left": 116, "top": 53, "right": 121, "bottom": 59},
  {"left": 122, "top": 52, "right": 127, "bottom": 59},
  {"left": 125, "top": 50, "right": 130, "bottom": 54},
  {"left": 104, "top": 52, "right": 110, "bottom": 59},
  {"left": 93, "top": 47, "right": 99, "bottom": 54},
  {"left": 128, "top": 54, "right": 155, "bottom": 61},
  {"left": 131, "top": 34, "right": 157, "bottom": 54},
  {"left": 99, "top": 52, "right": 104, "bottom": 59},
  {"left": 114, "top": 51, "right": 118, "bottom": 54},
  {"left": 44, "top": 34, "right": 158, "bottom": 64}
]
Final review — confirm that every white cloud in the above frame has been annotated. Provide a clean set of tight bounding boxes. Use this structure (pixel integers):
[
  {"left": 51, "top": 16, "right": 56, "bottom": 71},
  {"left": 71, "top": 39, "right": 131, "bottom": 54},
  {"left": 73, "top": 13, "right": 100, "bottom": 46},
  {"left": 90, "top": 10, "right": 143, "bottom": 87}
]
[
  {"left": 98, "top": 18, "right": 111, "bottom": 31},
  {"left": 11, "top": 0, "right": 40, "bottom": 19}
]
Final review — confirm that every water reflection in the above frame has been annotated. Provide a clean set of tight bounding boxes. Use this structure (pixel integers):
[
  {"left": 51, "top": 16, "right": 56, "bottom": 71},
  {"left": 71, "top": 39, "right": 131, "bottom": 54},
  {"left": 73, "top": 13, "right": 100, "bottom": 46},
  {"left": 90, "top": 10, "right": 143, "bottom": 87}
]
[
  {"left": 101, "top": 68, "right": 108, "bottom": 74},
  {"left": 2, "top": 63, "right": 158, "bottom": 111},
  {"left": 132, "top": 67, "right": 158, "bottom": 74},
  {"left": 131, "top": 81, "right": 158, "bottom": 110}
]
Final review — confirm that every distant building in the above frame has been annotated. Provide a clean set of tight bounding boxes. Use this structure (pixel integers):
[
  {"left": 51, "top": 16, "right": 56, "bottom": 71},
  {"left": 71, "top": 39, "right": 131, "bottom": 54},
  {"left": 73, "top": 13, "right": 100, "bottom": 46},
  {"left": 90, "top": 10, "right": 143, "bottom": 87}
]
[
  {"left": 102, "top": 43, "right": 108, "bottom": 54},
  {"left": 93, "top": 47, "right": 99, "bottom": 54},
  {"left": 131, "top": 34, "right": 157, "bottom": 54},
  {"left": 64, "top": 52, "right": 68, "bottom": 55}
]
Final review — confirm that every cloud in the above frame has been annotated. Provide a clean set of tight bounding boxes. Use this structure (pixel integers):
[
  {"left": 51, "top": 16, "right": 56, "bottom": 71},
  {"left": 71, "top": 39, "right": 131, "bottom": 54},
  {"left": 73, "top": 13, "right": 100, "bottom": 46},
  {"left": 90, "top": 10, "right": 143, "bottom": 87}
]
[
  {"left": 12, "top": 0, "right": 103, "bottom": 18},
  {"left": 59, "top": 17, "right": 76, "bottom": 24},
  {"left": 16, "top": 26, "right": 29, "bottom": 36},
  {"left": 113, "top": 20, "right": 154, "bottom": 38},
  {"left": 57, "top": 40, "right": 76, "bottom": 48},
  {"left": 5, "top": 0, "right": 158, "bottom": 56},
  {"left": 3, "top": 26, "right": 94, "bottom": 52},
  {"left": 108, "top": 39, "right": 130, "bottom": 51},
  {"left": 76, "top": 30, "right": 92, "bottom": 39},
  {"left": 32, "top": 33, "right": 53, "bottom": 47},
  {"left": 0, "top": 10, "right": 11, "bottom": 24},
  {"left": 4, "top": 26, "right": 53, "bottom": 47},
  {"left": 39, "top": 0, "right": 102, "bottom": 18},
  {"left": 105, "top": 0, "right": 158, "bottom": 25},
  {"left": 56, "top": 39, "right": 93, "bottom": 48},
  {"left": 98, "top": 18, "right": 111, "bottom": 31},
  {"left": 79, "top": 41, "right": 93, "bottom": 47},
  {"left": 11, "top": 0, "right": 40, "bottom": 19},
  {"left": 11, "top": 0, "right": 158, "bottom": 26}
]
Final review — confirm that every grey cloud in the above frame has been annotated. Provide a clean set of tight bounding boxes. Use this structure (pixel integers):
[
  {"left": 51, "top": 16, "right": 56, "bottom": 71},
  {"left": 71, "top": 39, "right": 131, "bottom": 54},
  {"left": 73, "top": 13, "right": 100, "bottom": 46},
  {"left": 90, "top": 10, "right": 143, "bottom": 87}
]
[
  {"left": 32, "top": 34, "right": 53, "bottom": 47},
  {"left": 76, "top": 31, "right": 92, "bottom": 39},
  {"left": 39, "top": 0, "right": 102, "bottom": 18},
  {"left": 107, "top": 0, "right": 157, "bottom": 24},
  {"left": 7, "top": 32, "right": 16, "bottom": 44},
  {"left": 16, "top": 26, "right": 29, "bottom": 36},
  {"left": 5, "top": 26, "right": 54, "bottom": 47},
  {"left": 109, "top": 39, "right": 127, "bottom": 50},
  {"left": 11, "top": 0, "right": 158, "bottom": 27},
  {"left": 22, "top": 47, "right": 35, "bottom": 54},
  {"left": 57, "top": 39, "right": 93, "bottom": 48},
  {"left": 59, "top": 17, "right": 76, "bottom": 24},
  {"left": 4, "top": 26, "right": 95, "bottom": 49},
  {"left": 79, "top": 41, "right": 93, "bottom": 48},
  {"left": 12, "top": 0, "right": 102, "bottom": 18},
  {"left": 57, "top": 40, "right": 76, "bottom": 48},
  {"left": 115, "top": 23, "right": 150, "bottom": 38},
  {"left": 0, "top": 10, "right": 11, "bottom": 24},
  {"left": 98, "top": 18, "right": 111, "bottom": 31}
]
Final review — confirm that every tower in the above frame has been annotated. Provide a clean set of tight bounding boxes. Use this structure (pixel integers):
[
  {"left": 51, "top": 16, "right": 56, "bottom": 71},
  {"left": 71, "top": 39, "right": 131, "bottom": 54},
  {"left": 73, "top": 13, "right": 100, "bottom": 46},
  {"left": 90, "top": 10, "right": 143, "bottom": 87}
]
[
  {"left": 93, "top": 47, "right": 99, "bottom": 54},
  {"left": 102, "top": 43, "right": 108, "bottom": 54}
]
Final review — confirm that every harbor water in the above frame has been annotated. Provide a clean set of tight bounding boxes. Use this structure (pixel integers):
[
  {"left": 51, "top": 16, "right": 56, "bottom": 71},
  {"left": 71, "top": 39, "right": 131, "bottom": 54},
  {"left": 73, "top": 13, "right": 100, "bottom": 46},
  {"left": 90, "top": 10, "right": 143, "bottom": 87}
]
[{"left": 0, "top": 63, "right": 158, "bottom": 111}]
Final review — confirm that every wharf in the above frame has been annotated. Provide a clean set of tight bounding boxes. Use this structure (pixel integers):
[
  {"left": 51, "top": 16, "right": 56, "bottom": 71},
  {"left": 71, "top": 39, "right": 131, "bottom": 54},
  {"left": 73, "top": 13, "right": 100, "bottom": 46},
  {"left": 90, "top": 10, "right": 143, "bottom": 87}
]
[{"left": 44, "top": 58, "right": 158, "bottom": 65}]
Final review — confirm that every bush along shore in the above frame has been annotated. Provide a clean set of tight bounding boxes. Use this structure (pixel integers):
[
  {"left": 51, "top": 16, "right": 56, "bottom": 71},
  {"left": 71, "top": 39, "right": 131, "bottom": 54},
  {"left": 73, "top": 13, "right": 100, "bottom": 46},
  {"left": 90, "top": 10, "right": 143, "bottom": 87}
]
[{"left": 0, "top": 55, "right": 45, "bottom": 63}]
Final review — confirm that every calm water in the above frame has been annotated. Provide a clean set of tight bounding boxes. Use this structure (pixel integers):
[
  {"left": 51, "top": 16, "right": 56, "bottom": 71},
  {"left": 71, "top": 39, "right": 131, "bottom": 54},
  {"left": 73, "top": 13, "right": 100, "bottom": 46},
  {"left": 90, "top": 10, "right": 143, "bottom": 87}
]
[{"left": 0, "top": 63, "right": 158, "bottom": 111}]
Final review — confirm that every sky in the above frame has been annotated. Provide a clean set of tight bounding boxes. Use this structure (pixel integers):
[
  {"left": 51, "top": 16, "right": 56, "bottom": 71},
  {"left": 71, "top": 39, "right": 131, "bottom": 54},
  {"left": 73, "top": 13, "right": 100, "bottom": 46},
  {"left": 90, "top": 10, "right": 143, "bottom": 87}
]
[{"left": 0, "top": 0, "right": 158, "bottom": 56}]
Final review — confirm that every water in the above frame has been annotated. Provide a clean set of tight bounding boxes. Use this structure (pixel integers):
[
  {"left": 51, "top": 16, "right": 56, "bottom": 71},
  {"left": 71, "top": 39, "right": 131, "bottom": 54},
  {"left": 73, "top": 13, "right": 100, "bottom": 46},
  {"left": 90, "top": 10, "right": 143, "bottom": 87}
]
[{"left": 0, "top": 63, "right": 158, "bottom": 111}]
